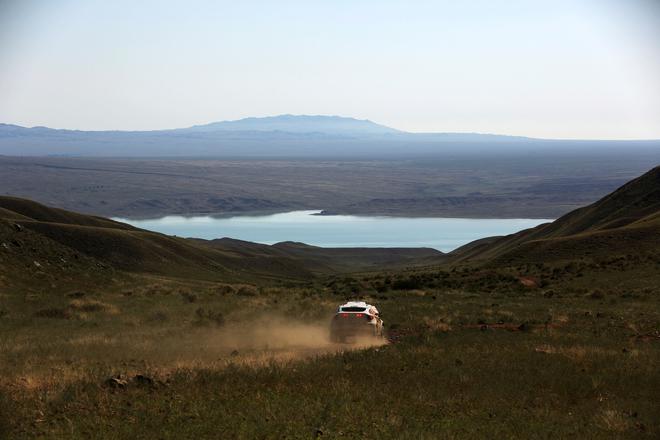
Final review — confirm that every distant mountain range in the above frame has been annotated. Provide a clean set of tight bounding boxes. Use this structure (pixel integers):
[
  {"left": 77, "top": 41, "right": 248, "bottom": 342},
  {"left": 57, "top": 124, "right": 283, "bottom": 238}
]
[
  {"left": 0, "top": 114, "right": 658, "bottom": 157},
  {"left": 182, "top": 114, "right": 402, "bottom": 135}
]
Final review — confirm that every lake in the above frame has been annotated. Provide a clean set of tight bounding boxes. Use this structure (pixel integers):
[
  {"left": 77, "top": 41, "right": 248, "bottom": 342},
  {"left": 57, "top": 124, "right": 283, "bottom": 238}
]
[{"left": 114, "top": 211, "right": 552, "bottom": 252}]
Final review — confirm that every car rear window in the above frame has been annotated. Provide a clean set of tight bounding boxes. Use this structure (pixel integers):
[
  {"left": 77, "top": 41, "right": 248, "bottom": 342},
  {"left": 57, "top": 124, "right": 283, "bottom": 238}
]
[{"left": 341, "top": 307, "right": 366, "bottom": 312}]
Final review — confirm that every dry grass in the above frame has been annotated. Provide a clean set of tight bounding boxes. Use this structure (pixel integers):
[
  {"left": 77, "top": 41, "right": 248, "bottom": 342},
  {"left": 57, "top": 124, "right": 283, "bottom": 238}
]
[
  {"left": 1, "top": 272, "right": 658, "bottom": 438},
  {"left": 595, "top": 408, "right": 632, "bottom": 433},
  {"left": 68, "top": 299, "right": 120, "bottom": 315},
  {"left": 422, "top": 316, "right": 453, "bottom": 332}
]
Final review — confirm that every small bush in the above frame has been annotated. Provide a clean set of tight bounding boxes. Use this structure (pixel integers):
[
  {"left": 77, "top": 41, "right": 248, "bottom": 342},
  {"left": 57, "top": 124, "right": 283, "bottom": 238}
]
[
  {"left": 391, "top": 276, "right": 425, "bottom": 290},
  {"left": 34, "top": 307, "right": 71, "bottom": 319},
  {"left": 147, "top": 311, "right": 169, "bottom": 323},
  {"left": 68, "top": 299, "right": 119, "bottom": 314},
  {"left": 180, "top": 292, "right": 198, "bottom": 303},
  {"left": 215, "top": 284, "right": 236, "bottom": 295},
  {"left": 236, "top": 285, "right": 258, "bottom": 297},
  {"left": 194, "top": 307, "right": 225, "bottom": 326},
  {"left": 67, "top": 291, "right": 86, "bottom": 298}
]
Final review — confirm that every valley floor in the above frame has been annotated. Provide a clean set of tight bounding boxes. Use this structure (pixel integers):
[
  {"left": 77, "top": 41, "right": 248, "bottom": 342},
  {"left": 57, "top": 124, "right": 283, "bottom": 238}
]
[{"left": 1, "top": 154, "right": 655, "bottom": 219}]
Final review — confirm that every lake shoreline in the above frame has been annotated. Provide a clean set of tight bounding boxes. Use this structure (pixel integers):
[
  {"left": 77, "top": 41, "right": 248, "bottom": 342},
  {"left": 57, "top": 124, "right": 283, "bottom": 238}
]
[
  {"left": 114, "top": 209, "right": 557, "bottom": 221},
  {"left": 114, "top": 211, "right": 553, "bottom": 253}
]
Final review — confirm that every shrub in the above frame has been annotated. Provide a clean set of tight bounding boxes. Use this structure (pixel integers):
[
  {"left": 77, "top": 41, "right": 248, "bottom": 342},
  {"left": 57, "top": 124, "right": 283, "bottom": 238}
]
[
  {"left": 147, "top": 311, "right": 169, "bottom": 323},
  {"left": 180, "top": 292, "right": 198, "bottom": 303},
  {"left": 216, "top": 284, "right": 236, "bottom": 295},
  {"left": 67, "top": 291, "right": 86, "bottom": 298},
  {"left": 391, "top": 276, "right": 425, "bottom": 290},
  {"left": 34, "top": 307, "right": 71, "bottom": 319},
  {"left": 68, "top": 299, "right": 118, "bottom": 314},
  {"left": 194, "top": 307, "right": 225, "bottom": 326},
  {"left": 236, "top": 285, "right": 258, "bottom": 296},
  {"left": 589, "top": 290, "right": 605, "bottom": 299}
]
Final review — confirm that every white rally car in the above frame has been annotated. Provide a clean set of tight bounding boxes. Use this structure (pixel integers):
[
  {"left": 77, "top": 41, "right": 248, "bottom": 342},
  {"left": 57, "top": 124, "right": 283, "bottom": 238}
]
[{"left": 329, "top": 301, "right": 384, "bottom": 343}]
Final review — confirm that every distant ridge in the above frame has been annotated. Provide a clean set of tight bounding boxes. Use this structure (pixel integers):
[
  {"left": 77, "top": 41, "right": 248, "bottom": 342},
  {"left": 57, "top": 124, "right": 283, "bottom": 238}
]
[
  {"left": 182, "top": 114, "right": 401, "bottom": 135},
  {"left": 1, "top": 115, "right": 659, "bottom": 157}
]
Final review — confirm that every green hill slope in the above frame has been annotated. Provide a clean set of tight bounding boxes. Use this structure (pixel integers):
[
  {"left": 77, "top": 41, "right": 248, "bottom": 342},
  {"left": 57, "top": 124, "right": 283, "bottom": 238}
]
[
  {"left": 450, "top": 165, "right": 660, "bottom": 265},
  {"left": 197, "top": 239, "right": 442, "bottom": 273},
  {"left": 0, "top": 197, "right": 442, "bottom": 293}
]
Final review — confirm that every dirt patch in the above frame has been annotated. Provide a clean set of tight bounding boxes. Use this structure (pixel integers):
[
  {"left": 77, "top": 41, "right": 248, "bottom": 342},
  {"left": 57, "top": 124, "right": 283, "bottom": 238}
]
[{"left": 518, "top": 276, "right": 539, "bottom": 288}]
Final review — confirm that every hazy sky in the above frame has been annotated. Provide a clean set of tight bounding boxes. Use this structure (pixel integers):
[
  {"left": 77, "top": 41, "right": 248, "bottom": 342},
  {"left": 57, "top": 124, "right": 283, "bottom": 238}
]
[{"left": 1, "top": 0, "right": 659, "bottom": 138}]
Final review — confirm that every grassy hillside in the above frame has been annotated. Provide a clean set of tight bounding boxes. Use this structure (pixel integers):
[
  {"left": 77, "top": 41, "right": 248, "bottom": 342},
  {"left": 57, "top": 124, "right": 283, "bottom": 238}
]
[
  {"left": 0, "top": 196, "right": 135, "bottom": 229},
  {"left": 198, "top": 239, "right": 442, "bottom": 273},
  {"left": 0, "top": 196, "right": 441, "bottom": 294},
  {"left": 0, "top": 199, "right": 312, "bottom": 288},
  {"left": 450, "top": 166, "right": 660, "bottom": 265}
]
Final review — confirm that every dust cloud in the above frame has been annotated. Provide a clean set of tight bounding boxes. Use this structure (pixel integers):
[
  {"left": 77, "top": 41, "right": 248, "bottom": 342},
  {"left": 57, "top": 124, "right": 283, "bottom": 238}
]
[
  {"left": 5, "top": 316, "right": 388, "bottom": 390},
  {"left": 204, "top": 316, "right": 387, "bottom": 365}
]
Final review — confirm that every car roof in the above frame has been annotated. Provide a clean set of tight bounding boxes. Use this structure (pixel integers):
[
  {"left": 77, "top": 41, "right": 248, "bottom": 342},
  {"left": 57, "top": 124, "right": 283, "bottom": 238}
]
[{"left": 340, "top": 301, "right": 369, "bottom": 308}]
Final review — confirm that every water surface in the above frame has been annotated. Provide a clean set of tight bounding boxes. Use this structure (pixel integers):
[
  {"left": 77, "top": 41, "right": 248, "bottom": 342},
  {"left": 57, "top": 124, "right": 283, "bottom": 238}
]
[{"left": 115, "top": 211, "right": 552, "bottom": 252}]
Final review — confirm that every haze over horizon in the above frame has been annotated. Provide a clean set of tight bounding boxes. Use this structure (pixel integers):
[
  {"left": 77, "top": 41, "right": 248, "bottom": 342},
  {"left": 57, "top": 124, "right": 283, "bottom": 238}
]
[{"left": 1, "top": 0, "right": 660, "bottom": 140}]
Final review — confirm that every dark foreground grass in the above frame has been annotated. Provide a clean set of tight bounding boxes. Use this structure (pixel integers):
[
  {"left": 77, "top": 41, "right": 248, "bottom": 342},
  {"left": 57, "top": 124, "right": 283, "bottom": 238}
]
[
  {"left": 4, "top": 330, "right": 658, "bottom": 439},
  {"left": 1, "top": 278, "right": 659, "bottom": 439}
]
